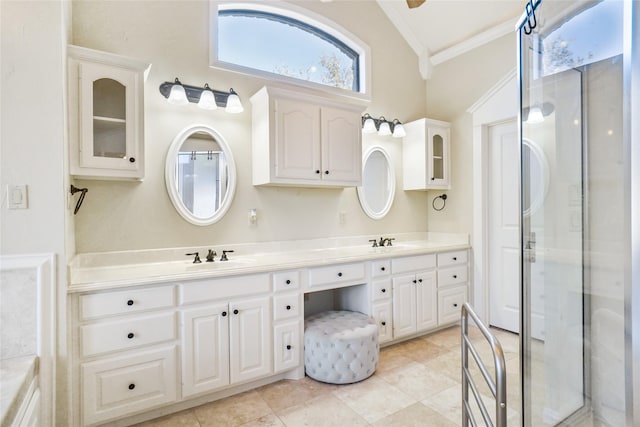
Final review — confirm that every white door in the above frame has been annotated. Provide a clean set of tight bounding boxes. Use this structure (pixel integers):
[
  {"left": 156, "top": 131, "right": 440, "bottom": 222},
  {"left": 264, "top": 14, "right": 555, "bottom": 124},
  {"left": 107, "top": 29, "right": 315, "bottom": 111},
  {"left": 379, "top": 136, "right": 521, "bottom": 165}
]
[
  {"left": 415, "top": 270, "right": 437, "bottom": 332},
  {"left": 392, "top": 275, "right": 417, "bottom": 339},
  {"left": 488, "top": 120, "right": 520, "bottom": 332},
  {"left": 275, "top": 98, "right": 321, "bottom": 180},
  {"left": 321, "top": 106, "right": 361, "bottom": 182},
  {"left": 229, "top": 296, "right": 271, "bottom": 384}
]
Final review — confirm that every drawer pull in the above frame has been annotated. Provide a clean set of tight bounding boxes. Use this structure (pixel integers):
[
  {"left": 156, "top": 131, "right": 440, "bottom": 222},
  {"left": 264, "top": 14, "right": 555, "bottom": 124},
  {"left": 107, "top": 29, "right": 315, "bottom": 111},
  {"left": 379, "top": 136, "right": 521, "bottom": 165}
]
[
  {"left": 418, "top": 279, "right": 423, "bottom": 283},
  {"left": 128, "top": 383, "right": 135, "bottom": 390},
  {"left": 381, "top": 288, "right": 386, "bottom": 293},
  {"left": 413, "top": 279, "right": 417, "bottom": 284},
  {"left": 286, "top": 305, "right": 291, "bottom": 310},
  {"left": 453, "top": 275, "right": 458, "bottom": 279},
  {"left": 286, "top": 279, "right": 291, "bottom": 285},
  {"left": 222, "top": 311, "right": 227, "bottom": 317},
  {"left": 233, "top": 309, "right": 239, "bottom": 315},
  {"left": 337, "top": 272, "right": 343, "bottom": 277},
  {"left": 286, "top": 345, "right": 292, "bottom": 350},
  {"left": 453, "top": 303, "right": 458, "bottom": 307},
  {"left": 381, "top": 266, "right": 386, "bottom": 271},
  {"left": 127, "top": 299, "right": 134, "bottom": 306},
  {"left": 127, "top": 333, "right": 134, "bottom": 339},
  {"left": 453, "top": 257, "right": 457, "bottom": 261},
  {"left": 381, "top": 321, "right": 386, "bottom": 326}
]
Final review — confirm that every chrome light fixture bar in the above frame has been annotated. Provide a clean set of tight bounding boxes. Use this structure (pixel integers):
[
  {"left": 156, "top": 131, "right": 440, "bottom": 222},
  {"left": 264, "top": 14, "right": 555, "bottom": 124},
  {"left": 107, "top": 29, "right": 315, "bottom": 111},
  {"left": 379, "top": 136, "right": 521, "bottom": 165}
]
[
  {"left": 159, "top": 78, "right": 244, "bottom": 113},
  {"left": 361, "top": 113, "right": 406, "bottom": 138}
]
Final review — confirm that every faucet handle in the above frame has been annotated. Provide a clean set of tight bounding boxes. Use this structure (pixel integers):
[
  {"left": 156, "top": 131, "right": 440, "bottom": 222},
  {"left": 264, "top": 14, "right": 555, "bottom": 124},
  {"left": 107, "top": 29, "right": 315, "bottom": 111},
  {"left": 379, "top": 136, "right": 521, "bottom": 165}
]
[
  {"left": 368, "top": 239, "right": 378, "bottom": 248},
  {"left": 387, "top": 238, "right": 395, "bottom": 247},
  {"left": 206, "top": 249, "right": 216, "bottom": 262},
  {"left": 186, "top": 252, "right": 201, "bottom": 264},
  {"left": 220, "top": 250, "right": 235, "bottom": 261},
  {"left": 379, "top": 237, "right": 386, "bottom": 246}
]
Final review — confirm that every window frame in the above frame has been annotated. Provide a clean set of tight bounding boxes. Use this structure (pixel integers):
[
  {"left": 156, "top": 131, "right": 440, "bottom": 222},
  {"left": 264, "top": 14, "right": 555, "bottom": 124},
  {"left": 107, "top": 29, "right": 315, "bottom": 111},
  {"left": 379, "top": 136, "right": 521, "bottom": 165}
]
[{"left": 209, "top": 1, "right": 371, "bottom": 101}]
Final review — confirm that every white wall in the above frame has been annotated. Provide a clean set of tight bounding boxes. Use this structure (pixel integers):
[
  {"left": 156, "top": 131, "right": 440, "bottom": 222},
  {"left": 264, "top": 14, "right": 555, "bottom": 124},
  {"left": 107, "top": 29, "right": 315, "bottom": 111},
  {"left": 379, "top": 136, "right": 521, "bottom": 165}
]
[
  {"left": 71, "top": 0, "right": 429, "bottom": 253},
  {"left": 0, "top": 1, "right": 72, "bottom": 425}
]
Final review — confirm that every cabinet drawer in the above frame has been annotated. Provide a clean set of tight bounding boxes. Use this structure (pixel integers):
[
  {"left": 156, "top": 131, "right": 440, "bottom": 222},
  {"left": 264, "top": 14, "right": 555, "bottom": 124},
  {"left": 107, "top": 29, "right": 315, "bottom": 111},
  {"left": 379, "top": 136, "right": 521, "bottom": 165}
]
[
  {"left": 371, "top": 260, "right": 391, "bottom": 277},
  {"left": 371, "top": 279, "right": 391, "bottom": 302},
  {"left": 179, "top": 274, "right": 270, "bottom": 305},
  {"left": 438, "top": 285, "right": 468, "bottom": 325},
  {"left": 437, "top": 265, "right": 468, "bottom": 287},
  {"left": 437, "top": 250, "right": 468, "bottom": 267},
  {"left": 391, "top": 254, "right": 436, "bottom": 274},
  {"left": 307, "top": 262, "right": 365, "bottom": 289},
  {"left": 79, "top": 286, "right": 175, "bottom": 320},
  {"left": 273, "top": 270, "right": 301, "bottom": 292},
  {"left": 81, "top": 312, "right": 176, "bottom": 358},
  {"left": 82, "top": 345, "right": 178, "bottom": 426},
  {"left": 274, "top": 320, "right": 301, "bottom": 373},
  {"left": 371, "top": 301, "right": 393, "bottom": 344},
  {"left": 273, "top": 293, "right": 301, "bottom": 321}
]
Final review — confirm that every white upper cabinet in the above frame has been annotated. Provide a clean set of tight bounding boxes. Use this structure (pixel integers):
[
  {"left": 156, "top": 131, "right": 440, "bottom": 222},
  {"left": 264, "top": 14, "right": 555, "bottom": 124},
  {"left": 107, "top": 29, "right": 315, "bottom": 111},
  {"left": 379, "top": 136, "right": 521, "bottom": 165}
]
[
  {"left": 402, "top": 118, "right": 451, "bottom": 190},
  {"left": 68, "top": 45, "right": 151, "bottom": 180},
  {"left": 251, "top": 86, "right": 364, "bottom": 188}
]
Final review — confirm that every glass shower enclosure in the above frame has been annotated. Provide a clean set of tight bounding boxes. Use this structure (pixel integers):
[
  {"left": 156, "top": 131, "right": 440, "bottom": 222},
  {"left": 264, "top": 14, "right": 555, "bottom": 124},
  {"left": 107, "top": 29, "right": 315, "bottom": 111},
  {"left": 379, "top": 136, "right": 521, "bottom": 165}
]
[{"left": 517, "top": 0, "right": 639, "bottom": 426}]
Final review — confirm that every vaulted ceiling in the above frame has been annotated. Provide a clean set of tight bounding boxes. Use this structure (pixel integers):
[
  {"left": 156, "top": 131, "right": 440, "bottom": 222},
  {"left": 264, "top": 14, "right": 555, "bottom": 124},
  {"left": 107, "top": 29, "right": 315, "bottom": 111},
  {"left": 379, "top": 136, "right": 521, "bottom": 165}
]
[{"left": 377, "top": 0, "right": 526, "bottom": 78}]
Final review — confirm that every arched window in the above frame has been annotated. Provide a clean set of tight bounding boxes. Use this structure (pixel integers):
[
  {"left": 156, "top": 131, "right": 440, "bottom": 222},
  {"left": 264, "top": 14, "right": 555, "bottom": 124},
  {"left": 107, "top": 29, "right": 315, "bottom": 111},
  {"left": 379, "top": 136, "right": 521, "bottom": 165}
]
[{"left": 210, "top": 2, "right": 370, "bottom": 97}]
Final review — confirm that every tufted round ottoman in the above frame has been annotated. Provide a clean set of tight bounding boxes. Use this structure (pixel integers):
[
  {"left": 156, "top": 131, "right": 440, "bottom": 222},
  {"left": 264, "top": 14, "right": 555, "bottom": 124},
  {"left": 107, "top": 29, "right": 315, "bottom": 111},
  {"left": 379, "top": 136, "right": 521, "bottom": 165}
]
[{"left": 304, "top": 310, "right": 379, "bottom": 384}]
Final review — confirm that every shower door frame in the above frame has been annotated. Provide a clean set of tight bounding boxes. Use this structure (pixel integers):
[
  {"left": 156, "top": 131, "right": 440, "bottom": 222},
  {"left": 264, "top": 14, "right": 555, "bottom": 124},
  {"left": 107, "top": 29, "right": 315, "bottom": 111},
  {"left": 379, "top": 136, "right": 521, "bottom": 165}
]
[{"left": 516, "top": 1, "right": 640, "bottom": 425}]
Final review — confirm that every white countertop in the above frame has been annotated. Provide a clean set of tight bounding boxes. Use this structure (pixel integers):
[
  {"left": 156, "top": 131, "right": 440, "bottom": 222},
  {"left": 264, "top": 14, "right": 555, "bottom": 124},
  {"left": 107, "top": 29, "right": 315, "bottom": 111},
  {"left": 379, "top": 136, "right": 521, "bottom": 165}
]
[
  {"left": 68, "top": 232, "right": 470, "bottom": 292},
  {"left": 0, "top": 356, "right": 37, "bottom": 426}
]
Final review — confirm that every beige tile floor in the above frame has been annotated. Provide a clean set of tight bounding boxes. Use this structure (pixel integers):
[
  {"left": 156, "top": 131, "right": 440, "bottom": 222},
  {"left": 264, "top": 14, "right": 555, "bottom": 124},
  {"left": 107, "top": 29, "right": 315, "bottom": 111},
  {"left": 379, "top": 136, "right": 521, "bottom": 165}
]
[{"left": 134, "top": 325, "right": 521, "bottom": 427}]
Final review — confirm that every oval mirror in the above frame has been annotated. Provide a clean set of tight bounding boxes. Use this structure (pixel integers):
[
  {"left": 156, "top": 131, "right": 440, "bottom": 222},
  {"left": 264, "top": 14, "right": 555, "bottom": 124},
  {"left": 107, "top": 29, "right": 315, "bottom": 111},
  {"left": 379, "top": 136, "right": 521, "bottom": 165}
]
[
  {"left": 523, "top": 138, "right": 549, "bottom": 218},
  {"left": 165, "top": 124, "right": 236, "bottom": 226},
  {"left": 357, "top": 146, "right": 395, "bottom": 219}
]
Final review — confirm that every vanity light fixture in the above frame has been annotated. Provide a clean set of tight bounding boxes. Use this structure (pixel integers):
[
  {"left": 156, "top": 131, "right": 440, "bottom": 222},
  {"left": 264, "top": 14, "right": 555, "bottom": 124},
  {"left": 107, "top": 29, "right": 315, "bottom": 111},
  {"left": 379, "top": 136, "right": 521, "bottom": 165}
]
[
  {"left": 159, "top": 78, "right": 244, "bottom": 113},
  {"left": 361, "top": 114, "right": 406, "bottom": 138}
]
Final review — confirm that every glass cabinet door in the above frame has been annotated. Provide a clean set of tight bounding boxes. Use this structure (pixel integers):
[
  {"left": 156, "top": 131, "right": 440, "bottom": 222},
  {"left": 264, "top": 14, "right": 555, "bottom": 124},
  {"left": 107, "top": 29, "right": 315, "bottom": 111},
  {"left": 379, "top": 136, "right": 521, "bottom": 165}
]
[{"left": 427, "top": 127, "right": 450, "bottom": 188}]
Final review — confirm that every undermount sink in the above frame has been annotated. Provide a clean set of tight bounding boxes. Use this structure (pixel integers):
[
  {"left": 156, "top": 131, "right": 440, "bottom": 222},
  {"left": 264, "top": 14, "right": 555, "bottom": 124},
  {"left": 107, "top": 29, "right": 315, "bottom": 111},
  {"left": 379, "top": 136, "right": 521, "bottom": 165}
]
[{"left": 185, "top": 257, "right": 256, "bottom": 268}]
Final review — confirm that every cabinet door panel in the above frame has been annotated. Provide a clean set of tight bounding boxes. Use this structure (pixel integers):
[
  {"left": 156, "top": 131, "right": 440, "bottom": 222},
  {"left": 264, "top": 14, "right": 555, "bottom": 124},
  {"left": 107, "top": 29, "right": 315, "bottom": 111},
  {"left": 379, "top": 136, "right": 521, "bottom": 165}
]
[
  {"left": 371, "top": 301, "right": 393, "bottom": 344},
  {"left": 321, "top": 107, "right": 361, "bottom": 182},
  {"left": 392, "top": 275, "right": 417, "bottom": 339},
  {"left": 229, "top": 297, "right": 272, "bottom": 383},
  {"left": 427, "top": 126, "right": 450, "bottom": 188},
  {"left": 181, "top": 303, "right": 230, "bottom": 398},
  {"left": 416, "top": 271, "right": 438, "bottom": 332},
  {"left": 275, "top": 99, "right": 320, "bottom": 180},
  {"left": 274, "top": 320, "right": 301, "bottom": 373}
]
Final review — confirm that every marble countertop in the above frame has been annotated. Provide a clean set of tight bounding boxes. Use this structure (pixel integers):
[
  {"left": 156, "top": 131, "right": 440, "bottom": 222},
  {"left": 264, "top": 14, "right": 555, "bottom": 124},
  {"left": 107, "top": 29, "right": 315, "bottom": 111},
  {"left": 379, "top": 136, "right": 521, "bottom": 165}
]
[
  {"left": 68, "top": 232, "right": 470, "bottom": 293},
  {"left": 0, "top": 356, "right": 37, "bottom": 426}
]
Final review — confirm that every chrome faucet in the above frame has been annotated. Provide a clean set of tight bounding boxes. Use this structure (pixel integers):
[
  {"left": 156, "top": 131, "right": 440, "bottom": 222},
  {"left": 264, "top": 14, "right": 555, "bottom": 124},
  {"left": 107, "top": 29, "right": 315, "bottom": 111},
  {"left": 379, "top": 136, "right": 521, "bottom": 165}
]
[
  {"left": 378, "top": 237, "right": 396, "bottom": 247},
  {"left": 206, "top": 249, "right": 217, "bottom": 262},
  {"left": 369, "top": 239, "right": 379, "bottom": 248},
  {"left": 186, "top": 252, "right": 201, "bottom": 263}
]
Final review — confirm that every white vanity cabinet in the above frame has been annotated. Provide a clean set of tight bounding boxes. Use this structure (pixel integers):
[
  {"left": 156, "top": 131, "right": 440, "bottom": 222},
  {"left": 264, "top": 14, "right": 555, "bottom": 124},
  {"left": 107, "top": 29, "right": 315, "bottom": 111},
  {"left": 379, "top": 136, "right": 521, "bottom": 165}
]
[
  {"left": 391, "top": 254, "right": 438, "bottom": 339},
  {"left": 272, "top": 271, "right": 303, "bottom": 373},
  {"left": 75, "top": 285, "right": 178, "bottom": 426},
  {"left": 179, "top": 274, "right": 272, "bottom": 398},
  {"left": 403, "top": 118, "right": 451, "bottom": 190},
  {"left": 369, "top": 260, "right": 393, "bottom": 343},
  {"left": 436, "top": 250, "right": 469, "bottom": 325},
  {"left": 250, "top": 86, "right": 364, "bottom": 188},
  {"left": 68, "top": 45, "right": 151, "bottom": 180}
]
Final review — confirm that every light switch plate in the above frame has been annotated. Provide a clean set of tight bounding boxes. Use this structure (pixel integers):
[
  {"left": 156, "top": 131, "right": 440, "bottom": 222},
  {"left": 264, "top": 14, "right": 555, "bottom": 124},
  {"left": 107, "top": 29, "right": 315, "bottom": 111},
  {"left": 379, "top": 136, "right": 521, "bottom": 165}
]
[{"left": 7, "top": 185, "right": 28, "bottom": 209}]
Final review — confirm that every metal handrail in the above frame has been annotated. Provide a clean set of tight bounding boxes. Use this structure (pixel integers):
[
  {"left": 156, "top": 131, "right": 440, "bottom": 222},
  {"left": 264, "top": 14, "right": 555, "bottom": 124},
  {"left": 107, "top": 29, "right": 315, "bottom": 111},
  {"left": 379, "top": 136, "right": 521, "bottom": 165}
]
[{"left": 461, "top": 302, "right": 507, "bottom": 427}]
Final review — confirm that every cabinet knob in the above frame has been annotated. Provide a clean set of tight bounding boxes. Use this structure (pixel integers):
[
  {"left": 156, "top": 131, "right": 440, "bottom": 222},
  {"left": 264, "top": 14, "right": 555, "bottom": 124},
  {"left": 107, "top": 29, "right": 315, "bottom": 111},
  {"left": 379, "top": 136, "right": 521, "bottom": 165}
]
[
  {"left": 381, "top": 266, "right": 386, "bottom": 271},
  {"left": 222, "top": 311, "right": 227, "bottom": 317},
  {"left": 286, "top": 305, "right": 291, "bottom": 310},
  {"left": 315, "top": 170, "right": 320, "bottom": 174},
  {"left": 128, "top": 383, "right": 135, "bottom": 390},
  {"left": 127, "top": 332, "right": 134, "bottom": 339},
  {"left": 381, "top": 288, "right": 386, "bottom": 293},
  {"left": 324, "top": 170, "right": 329, "bottom": 175},
  {"left": 418, "top": 279, "right": 423, "bottom": 283},
  {"left": 129, "top": 157, "right": 136, "bottom": 163},
  {"left": 126, "top": 299, "right": 134, "bottom": 306},
  {"left": 413, "top": 279, "right": 417, "bottom": 284},
  {"left": 381, "top": 321, "right": 386, "bottom": 326},
  {"left": 453, "top": 275, "right": 458, "bottom": 279},
  {"left": 431, "top": 177, "right": 435, "bottom": 181},
  {"left": 286, "top": 279, "right": 291, "bottom": 285},
  {"left": 233, "top": 309, "right": 239, "bottom": 315},
  {"left": 453, "top": 257, "right": 457, "bottom": 261},
  {"left": 337, "top": 272, "right": 343, "bottom": 277},
  {"left": 453, "top": 303, "right": 458, "bottom": 307},
  {"left": 286, "top": 345, "right": 292, "bottom": 350}
]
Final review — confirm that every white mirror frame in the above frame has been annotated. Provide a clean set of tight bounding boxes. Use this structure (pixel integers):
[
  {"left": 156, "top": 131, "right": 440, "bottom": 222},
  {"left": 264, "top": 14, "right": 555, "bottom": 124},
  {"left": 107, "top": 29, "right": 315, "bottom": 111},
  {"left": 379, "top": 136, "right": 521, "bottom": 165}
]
[
  {"left": 357, "top": 145, "right": 395, "bottom": 220},
  {"left": 165, "top": 124, "right": 236, "bottom": 226}
]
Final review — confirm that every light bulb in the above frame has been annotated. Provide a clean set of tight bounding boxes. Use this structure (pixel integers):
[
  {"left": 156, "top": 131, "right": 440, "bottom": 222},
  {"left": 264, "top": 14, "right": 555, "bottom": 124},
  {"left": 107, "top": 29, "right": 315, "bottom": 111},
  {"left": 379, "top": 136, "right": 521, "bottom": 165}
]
[
  {"left": 197, "top": 85, "right": 217, "bottom": 110},
  {"left": 225, "top": 88, "right": 244, "bottom": 113},
  {"left": 378, "top": 120, "right": 391, "bottom": 136},
  {"left": 392, "top": 120, "right": 406, "bottom": 138},
  {"left": 167, "top": 79, "right": 188, "bottom": 105},
  {"left": 526, "top": 106, "right": 544, "bottom": 124},
  {"left": 362, "top": 116, "right": 377, "bottom": 133}
]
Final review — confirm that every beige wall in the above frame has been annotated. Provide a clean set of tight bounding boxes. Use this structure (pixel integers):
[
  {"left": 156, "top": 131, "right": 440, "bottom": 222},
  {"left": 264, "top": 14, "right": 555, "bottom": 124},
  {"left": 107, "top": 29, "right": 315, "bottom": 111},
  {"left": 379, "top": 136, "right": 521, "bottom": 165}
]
[
  {"left": 425, "top": 33, "right": 517, "bottom": 236},
  {"left": 71, "top": 0, "right": 429, "bottom": 253}
]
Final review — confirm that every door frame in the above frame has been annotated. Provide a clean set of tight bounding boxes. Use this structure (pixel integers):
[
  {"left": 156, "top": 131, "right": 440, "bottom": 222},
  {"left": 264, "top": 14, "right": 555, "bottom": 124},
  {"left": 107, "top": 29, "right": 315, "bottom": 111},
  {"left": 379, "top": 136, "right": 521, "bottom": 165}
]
[{"left": 467, "top": 69, "right": 518, "bottom": 324}]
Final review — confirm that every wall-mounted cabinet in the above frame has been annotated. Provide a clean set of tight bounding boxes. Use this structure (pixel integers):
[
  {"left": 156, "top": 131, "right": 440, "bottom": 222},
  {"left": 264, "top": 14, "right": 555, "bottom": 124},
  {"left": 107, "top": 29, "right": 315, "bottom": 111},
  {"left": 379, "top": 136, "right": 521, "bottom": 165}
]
[
  {"left": 68, "top": 45, "right": 151, "bottom": 180},
  {"left": 250, "top": 86, "right": 365, "bottom": 188},
  {"left": 402, "top": 118, "right": 451, "bottom": 190}
]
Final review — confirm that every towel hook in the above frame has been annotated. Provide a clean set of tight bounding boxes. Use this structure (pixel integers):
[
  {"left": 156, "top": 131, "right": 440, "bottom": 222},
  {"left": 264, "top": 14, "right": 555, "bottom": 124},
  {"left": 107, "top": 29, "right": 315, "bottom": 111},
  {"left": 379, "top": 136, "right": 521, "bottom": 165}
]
[{"left": 523, "top": 0, "right": 537, "bottom": 35}]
